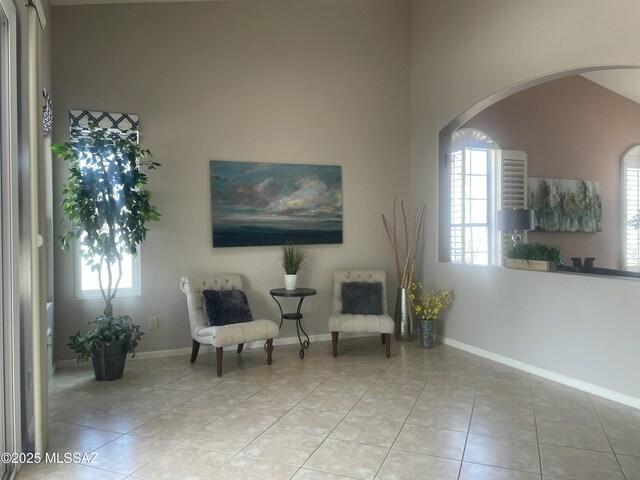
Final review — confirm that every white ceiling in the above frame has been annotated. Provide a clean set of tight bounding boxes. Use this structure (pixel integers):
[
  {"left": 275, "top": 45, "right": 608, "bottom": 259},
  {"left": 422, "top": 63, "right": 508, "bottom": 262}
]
[{"left": 581, "top": 69, "right": 640, "bottom": 105}]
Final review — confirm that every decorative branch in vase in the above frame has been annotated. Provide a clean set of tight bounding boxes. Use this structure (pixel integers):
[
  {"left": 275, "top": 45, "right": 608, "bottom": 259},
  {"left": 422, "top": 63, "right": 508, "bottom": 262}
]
[{"left": 382, "top": 197, "right": 425, "bottom": 341}]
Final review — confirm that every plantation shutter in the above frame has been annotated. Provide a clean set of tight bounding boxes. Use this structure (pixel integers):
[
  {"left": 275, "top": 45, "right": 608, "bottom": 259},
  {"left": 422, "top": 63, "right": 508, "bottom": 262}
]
[
  {"left": 498, "top": 149, "right": 528, "bottom": 261},
  {"left": 624, "top": 146, "right": 640, "bottom": 270}
]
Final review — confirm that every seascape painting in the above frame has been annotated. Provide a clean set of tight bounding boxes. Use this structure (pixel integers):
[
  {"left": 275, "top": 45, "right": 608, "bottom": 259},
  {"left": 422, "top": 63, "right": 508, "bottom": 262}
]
[
  {"left": 211, "top": 160, "right": 343, "bottom": 247},
  {"left": 527, "top": 177, "right": 602, "bottom": 232}
]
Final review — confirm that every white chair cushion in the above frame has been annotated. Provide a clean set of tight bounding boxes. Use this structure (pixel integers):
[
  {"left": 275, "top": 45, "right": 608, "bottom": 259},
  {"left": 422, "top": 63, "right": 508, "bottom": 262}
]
[
  {"left": 329, "top": 314, "right": 394, "bottom": 334},
  {"left": 195, "top": 318, "right": 280, "bottom": 348}
]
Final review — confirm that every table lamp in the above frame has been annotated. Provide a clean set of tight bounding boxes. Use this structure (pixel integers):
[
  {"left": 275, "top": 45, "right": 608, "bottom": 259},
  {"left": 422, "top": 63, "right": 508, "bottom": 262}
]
[{"left": 497, "top": 208, "right": 534, "bottom": 245}]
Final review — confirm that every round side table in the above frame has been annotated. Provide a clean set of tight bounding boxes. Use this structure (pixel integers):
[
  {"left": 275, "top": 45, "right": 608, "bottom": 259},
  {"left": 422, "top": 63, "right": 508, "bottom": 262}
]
[{"left": 270, "top": 288, "right": 317, "bottom": 359}]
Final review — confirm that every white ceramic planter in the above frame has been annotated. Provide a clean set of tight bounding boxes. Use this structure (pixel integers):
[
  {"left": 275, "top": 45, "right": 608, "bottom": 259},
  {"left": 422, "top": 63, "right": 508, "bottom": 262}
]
[{"left": 284, "top": 274, "right": 297, "bottom": 290}]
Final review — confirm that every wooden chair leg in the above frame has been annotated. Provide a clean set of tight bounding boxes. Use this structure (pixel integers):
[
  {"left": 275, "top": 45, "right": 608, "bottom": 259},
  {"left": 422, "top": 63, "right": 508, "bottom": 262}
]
[
  {"left": 385, "top": 333, "right": 391, "bottom": 359},
  {"left": 381, "top": 333, "right": 385, "bottom": 344},
  {"left": 190, "top": 339, "right": 200, "bottom": 363},
  {"left": 266, "top": 338, "right": 273, "bottom": 365},
  {"left": 332, "top": 332, "right": 338, "bottom": 358},
  {"left": 237, "top": 343, "right": 244, "bottom": 354},
  {"left": 216, "top": 347, "right": 223, "bottom": 377}
]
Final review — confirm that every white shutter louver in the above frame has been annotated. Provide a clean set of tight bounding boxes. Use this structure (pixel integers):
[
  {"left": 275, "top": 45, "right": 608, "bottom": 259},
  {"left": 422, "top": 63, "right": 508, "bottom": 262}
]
[{"left": 498, "top": 150, "right": 528, "bottom": 260}]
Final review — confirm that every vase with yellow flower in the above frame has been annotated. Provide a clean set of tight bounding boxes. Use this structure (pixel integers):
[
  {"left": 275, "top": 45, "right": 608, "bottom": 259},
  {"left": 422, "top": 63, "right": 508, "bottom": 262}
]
[{"left": 409, "top": 283, "right": 454, "bottom": 349}]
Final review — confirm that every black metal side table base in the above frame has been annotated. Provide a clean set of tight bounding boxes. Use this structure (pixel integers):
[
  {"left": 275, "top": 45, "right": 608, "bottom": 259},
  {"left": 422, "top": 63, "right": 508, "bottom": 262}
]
[{"left": 270, "top": 288, "right": 316, "bottom": 359}]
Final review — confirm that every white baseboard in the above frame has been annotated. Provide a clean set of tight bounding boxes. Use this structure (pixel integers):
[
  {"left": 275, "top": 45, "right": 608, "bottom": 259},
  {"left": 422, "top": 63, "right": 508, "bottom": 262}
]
[
  {"left": 55, "top": 332, "right": 373, "bottom": 369},
  {"left": 438, "top": 335, "right": 640, "bottom": 410}
]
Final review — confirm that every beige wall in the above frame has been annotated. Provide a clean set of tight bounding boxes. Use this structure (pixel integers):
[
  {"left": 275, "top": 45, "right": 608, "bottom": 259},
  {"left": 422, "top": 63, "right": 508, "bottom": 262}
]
[
  {"left": 412, "top": 0, "right": 640, "bottom": 400},
  {"left": 464, "top": 74, "right": 640, "bottom": 269},
  {"left": 51, "top": 0, "right": 411, "bottom": 360},
  {"left": 50, "top": 0, "right": 640, "bottom": 401}
]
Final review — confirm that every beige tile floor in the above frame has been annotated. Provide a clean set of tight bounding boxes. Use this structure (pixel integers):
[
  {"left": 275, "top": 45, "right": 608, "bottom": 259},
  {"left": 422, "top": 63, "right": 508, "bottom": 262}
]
[{"left": 17, "top": 337, "right": 640, "bottom": 480}]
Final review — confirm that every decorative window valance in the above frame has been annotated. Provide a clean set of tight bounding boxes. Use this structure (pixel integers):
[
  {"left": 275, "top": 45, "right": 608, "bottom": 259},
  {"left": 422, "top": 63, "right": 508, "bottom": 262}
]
[
  {"left": 69, "top": 109, "right": 139, "bottom": 143},
  {"left": 42, "top": 89, "right": 53, "bottom": 136}
]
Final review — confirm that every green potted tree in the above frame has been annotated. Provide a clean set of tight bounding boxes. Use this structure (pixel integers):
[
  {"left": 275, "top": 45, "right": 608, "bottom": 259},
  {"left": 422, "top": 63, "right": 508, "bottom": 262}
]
[
  {"left": 280, "top": 242, "right": 307, "bottom": 290},
  {"left": 52, "top": 124, "right": 160, "bottom": 380},
  {"left": 505, "top": 242, "right": 560, "bottom": 272}
]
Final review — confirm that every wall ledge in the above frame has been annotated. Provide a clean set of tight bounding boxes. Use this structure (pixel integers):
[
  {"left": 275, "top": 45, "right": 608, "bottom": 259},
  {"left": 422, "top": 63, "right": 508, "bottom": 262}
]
[{"left": 438, "top": 335, "right": 640, "bottom": 410}]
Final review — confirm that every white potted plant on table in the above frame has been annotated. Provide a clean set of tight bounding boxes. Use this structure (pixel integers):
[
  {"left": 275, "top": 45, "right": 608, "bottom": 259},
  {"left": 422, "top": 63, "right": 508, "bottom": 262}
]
[{"left": 280, "top": 242, "right": 307, "bottom": 290}]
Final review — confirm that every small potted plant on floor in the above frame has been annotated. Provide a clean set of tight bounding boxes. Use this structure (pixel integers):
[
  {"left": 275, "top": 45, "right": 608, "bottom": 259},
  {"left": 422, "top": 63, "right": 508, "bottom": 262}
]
[
  {"left": 409, "top": 283, "right": 454, "bottom": 349},
  {"left": 280, "top": 242, "right": 307, "bottom": 290},
  {"left": 67, "top": 316, "right": 143, "bottom": 380},
  {"left": 505, "top": 242, "right": 561, "bottom": 272},
  {"left": 52, "top": 123, "right": 160, "bottom": 380}
]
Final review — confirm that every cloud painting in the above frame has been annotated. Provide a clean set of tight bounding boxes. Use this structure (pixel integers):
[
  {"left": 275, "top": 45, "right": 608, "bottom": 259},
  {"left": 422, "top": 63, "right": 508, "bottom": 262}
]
[{"left": 210, "top": 160, "right": 343, "bottom": 247}]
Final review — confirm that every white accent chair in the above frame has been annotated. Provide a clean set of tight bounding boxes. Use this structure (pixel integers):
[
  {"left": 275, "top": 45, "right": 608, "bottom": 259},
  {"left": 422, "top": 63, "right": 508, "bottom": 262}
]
[
  {"left": 180, "top": 274, "right": 280, "bottom": 376},
  {"left": 328, "top": 269, "right": 394, "bottom": 358}
]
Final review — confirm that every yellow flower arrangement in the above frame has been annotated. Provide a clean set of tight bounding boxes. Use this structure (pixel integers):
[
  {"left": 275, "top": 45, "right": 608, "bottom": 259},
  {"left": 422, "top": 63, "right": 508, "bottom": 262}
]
[{"left": 409, "top": 282, "right": 454, "bottom": 321}]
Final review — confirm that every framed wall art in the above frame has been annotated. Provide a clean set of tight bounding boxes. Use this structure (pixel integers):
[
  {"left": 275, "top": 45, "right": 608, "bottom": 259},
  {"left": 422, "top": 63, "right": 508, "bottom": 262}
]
[
  {"left": 211, "top": 160, "right": 343, "bottom": 247},
  {"left": 527, "top": 177, "right": 602, "bottom": 232}
]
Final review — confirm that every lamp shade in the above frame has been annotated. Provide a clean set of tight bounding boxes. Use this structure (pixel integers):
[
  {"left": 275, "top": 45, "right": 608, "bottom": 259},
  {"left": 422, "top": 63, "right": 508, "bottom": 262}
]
[{"left": 497, "top": 208, "right": 534, "bottom": 231}]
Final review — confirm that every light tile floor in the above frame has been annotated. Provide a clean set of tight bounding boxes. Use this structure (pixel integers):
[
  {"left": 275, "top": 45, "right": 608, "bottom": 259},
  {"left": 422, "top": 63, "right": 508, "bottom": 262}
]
[{"left": 16, "top": 337, "right": 640, "bottom": 480}]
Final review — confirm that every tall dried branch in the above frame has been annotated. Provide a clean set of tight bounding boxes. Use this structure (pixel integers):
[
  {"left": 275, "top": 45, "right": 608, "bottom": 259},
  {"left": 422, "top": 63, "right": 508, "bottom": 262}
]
[
  {"left": 382, "top": 204, "right": 402, "bottom": 283},
  {"left": 382, "top": 198, "right": 425, "bottom": 289}
]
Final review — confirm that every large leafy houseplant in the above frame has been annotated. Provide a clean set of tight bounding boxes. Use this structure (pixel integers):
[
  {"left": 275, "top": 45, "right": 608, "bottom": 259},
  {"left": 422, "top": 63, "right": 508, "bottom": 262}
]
[{"left": 52, "top": 124, "right": 160, "bottom": 373}]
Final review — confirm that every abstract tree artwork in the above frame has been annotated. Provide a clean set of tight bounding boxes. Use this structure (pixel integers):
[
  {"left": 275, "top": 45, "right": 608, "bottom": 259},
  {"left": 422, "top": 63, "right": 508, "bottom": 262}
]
[
  {"left": 210, "top": 160, "right": 343, "bottom": 247},
  {"left": 527, "top": 177, "right": 602, "bottom": 232}
]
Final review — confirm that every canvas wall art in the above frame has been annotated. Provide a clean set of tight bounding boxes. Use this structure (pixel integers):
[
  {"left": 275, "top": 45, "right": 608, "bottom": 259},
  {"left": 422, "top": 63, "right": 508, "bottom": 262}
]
[
  {"left": 527, "top": 177, "right": 602, "bottom": 232},
  {"left": 211, "top": 160, "right": 343, "bottom": 247}
]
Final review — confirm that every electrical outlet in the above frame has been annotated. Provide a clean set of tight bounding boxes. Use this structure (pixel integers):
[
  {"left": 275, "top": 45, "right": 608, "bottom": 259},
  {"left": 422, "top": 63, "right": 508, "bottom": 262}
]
[{"left": 148, "top": 316, "right": 159, "bottom": 330}]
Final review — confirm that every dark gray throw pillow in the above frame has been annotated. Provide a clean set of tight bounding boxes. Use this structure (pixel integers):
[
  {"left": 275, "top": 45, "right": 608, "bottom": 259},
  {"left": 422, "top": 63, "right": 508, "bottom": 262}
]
[
  {"left": 203, "top": 289, "right": 254, "bottom": 326},
  {"left": 341, "top": 281, "right": 383, "bottom": 315}
]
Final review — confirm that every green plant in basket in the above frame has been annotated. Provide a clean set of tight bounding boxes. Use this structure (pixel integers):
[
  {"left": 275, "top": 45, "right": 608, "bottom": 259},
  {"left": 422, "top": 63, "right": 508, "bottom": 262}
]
[
  {"left": 409, "top": 282, "right": 454, "bottom": 321},
  {"left": 505, "top": 242, "right": 560, "bottom": 262}
]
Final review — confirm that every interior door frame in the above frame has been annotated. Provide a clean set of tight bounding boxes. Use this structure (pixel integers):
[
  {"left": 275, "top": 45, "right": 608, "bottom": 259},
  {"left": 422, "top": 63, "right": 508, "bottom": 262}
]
[{"left": 1, "top": 0, "right": 22, "bottom": 476}]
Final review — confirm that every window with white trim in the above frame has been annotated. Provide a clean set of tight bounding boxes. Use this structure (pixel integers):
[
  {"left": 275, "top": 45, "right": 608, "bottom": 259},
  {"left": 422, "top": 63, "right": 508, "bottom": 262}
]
[
  {"left": 70, "top": 110, "right": 141, "bottom": 298},
  {"left": 450, "top": 129, "right": 499, "bottom": 265},
  {"left": 623, "top": 145, "right": 640, "bottom": 271},
  {"left": 450, "top": 129, "right": 528, "bottom": 266}
]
